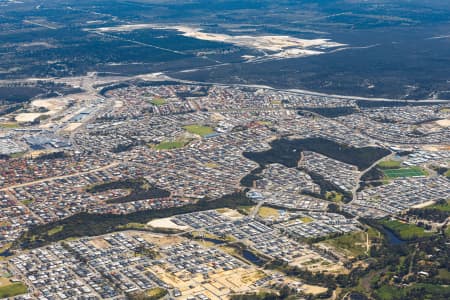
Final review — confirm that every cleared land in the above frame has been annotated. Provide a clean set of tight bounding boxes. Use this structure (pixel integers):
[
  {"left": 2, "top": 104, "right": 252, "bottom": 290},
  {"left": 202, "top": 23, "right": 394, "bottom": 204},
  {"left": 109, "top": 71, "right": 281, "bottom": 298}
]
[
  {"left": 257, "top": 206, "right": 280, "bottom": 219},
  {"left": 184, "top": 125, "right": 214, "bottom": 137},
  {"left": 0, "top": 122, "right": 20, "bottom": 129},
  {"left": 147, "top": 217, "right": 190, "bottom": 231}
]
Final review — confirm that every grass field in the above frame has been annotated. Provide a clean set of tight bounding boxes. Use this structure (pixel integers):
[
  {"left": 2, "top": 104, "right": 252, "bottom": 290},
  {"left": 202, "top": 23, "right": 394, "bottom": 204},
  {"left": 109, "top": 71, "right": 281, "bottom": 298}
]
[
  {"left": 154, "top": 139, "right": 189, "bottom": 150},
  {"left": 0, "top": 282, "right": 27, "bottom": 298},
  {"left": 150, "top": 97, "right": 166, "bottom": 106},
  {"left": 258, "top": 206, "right": 280, "bottom": 219},
  {"left": 184, "top": 124, "right": 214, "bottom": 137},
  {"left": 377, "top": 160, "right": 402, "bottom": 169},
  {"left": 0, "top": 122, "right": 21, "bottom": 129},
  {"left": 21, "top": 199, "right": 33, "bottom": 206},
  {"left": 382, "top": 167, "right": 427, "bottom": 179},
  {"left": 48, "top": 225, "right": 64, "bottom": 236},
  {"left": 322, "top": 231, "right": 367, "bottom": 257},
  {"left": 374, "top": 283, "right": 450, "bottom": 300},
  {"left": 300, "top": 216, "right": 314, "bottom": 223},
  {"left": 380, "top": 219, "right": 432, "bottom": 240},
  {"left": 145, "top": 287, "right": 167, "bottom": 299},
  {"left": 428, "top": 199, "right": 450, "bottom": 212}
]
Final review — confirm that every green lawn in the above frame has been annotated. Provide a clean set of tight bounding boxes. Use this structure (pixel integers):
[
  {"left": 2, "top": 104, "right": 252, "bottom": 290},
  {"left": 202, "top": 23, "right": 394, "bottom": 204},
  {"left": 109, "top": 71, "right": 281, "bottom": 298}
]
[
  {"left": 154, "top": 140, "right": 189, "bottom": 150},
  {"left": 378, "top": 160, "right": 402, "bottom": 169},
  {"left": 150, "top": 97, "right": 166, "bottom": 106},
  {"left": 0, "top": 282, "right": 28, "bottom": 298},
  {"left": 380, "top": 219, "right": 432, "bottom": 240},
  {"left": 382, "top": 167, "right": 427, "bottom": 179},
  {"left": 184, "top": 124, "right": 214, "bottom": 137}
]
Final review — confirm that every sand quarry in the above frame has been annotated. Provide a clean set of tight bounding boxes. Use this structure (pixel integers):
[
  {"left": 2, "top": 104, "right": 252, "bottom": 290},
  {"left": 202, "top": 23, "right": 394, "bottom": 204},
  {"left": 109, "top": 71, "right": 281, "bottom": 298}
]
[{"left": 96, "top": 24, "right": 346, "bottom": 59}]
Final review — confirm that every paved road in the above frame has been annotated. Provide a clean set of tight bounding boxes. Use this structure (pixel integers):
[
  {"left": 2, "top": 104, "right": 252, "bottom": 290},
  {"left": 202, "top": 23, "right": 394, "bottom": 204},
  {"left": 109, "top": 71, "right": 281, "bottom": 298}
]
[
  {"left": 249, "top": 201, "right": 265, "bottom": 219},
  {"left": 351, "top": 152, "right": 394, "bottom": 202}
]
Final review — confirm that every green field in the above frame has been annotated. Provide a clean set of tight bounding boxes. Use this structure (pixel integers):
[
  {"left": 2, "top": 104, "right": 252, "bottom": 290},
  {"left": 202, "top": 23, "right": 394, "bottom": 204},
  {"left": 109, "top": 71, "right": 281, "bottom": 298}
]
[
  {"left": 0, "top": 282, "right": 28, "bottom": 298},
  {"left": 150, "top": 97, "right": 166, "bottom": 106},
  {"left": 382, "top": 167, "right": 427, "bottom": 179},
  {"left": 377, "top": 160, "right": 402, "bottom": 169},
  {"left": 184, "top": 124, "right": 214, "bottom": 137},
  {"left": 428, "top": 199, "right": 450, "bottom": 212},
  {"left": 322, "top": 231, "right": 371, "bottom": 257},
  {"left": 325, "top": 191, "right": 344, "bottom": 202},
  {"left": 375, "top": 283, "right": 450, "bottom": 300},
  {"left": 48, "top": 225, "right": 64, "bottom": 236},
  {"left": 154, "top": 140, "right": 189, "bottom": 150},
  {"left": 444, "top": 169, "right": 450, "bottom": 178},
  {"left": 380, "top": 219, "right": 432, "bottom": 240}
]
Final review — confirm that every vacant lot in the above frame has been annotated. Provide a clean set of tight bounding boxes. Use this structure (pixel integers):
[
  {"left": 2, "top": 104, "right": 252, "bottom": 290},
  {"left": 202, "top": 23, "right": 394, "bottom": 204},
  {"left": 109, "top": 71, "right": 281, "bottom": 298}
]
[
  {"left": 184, "top": 124, "right": 214, "bottom": 137},
  {"left": 258, "top": 206, "right": 280, "bottom": 219}
]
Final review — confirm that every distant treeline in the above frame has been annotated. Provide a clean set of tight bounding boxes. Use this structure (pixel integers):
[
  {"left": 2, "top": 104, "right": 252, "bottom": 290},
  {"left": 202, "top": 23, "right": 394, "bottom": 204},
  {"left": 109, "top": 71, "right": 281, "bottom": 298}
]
[
  {"left": 297, "top": 106, "right": 358, "bottom": 118},
  {"left": 86, "top": 178, "right": 170, "bottom": 203},
  {"left": 244, "top": 138, "right": 390, "bottom": 170}
]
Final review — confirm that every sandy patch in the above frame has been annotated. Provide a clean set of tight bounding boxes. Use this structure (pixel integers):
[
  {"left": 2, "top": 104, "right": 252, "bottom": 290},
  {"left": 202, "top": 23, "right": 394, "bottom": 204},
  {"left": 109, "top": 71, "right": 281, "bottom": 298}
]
[
  {"left": 114, "top": 100, "right": 124, "bottom": 108},
  {"left": 0, "top": 277, "right": 11, "bottom": 287},
  {"left": 89, "top": 238, "right": 111, "bottom": 249},
  {"left": 138, "top": 232, "right": 184, "bottom": 247},
  {"left": 147, "top": 217, "right": 190, "bottom": 231},
  {"left": 216, "top": 208, "right": 244, "bottom": 220},
  {"left": 412, "top": 200, "right": 436, "bottom": 209},
  {"left": 63, "top": 122, "right": 83, "bottom": 132},
  {"left": 422, "top": 145, "right": 450, "bottom": 151},
  {"left": 15, "top": 113, "right": 43, "bottom": 123},
  {"left": 436, "top": 119, "right": 450, "bottom": 127},
  {"left": 165, "top": 25, "right": 346, "bottom": 52},
  {"left": 15, "top": 97, "right": 70, "bottom": 123},
  {"left": 95, "top": 24, "right": 346, "bottom": 58},
  {"left": 302, "top": 284, "right": 328, "bottom": 295},
  {"left": 31, "top": 98, "right": 67, "bottom": 112}
]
